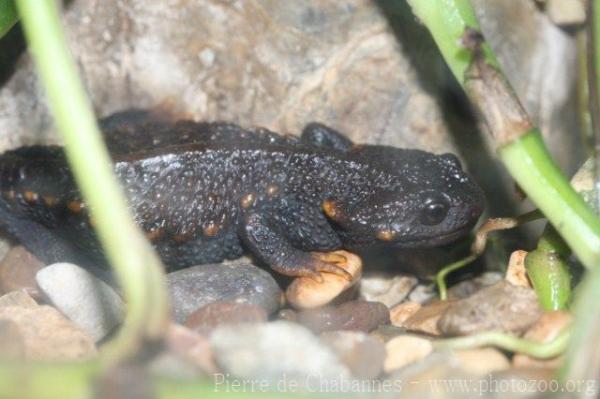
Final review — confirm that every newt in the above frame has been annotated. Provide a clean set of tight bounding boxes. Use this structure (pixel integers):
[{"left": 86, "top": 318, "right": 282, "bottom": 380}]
[{"left": 0, "top": 110, "right": 484, "bottom": 279}]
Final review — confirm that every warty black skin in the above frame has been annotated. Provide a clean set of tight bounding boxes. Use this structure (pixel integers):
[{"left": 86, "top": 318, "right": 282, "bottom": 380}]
[{"left": 0, "top": 111, "right": 485, "bottom": 278}]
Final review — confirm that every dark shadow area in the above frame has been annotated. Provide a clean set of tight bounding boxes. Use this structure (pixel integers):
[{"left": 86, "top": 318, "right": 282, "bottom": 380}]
[{"left": 0, "top": 23, "right": 25, "bottom": 87}]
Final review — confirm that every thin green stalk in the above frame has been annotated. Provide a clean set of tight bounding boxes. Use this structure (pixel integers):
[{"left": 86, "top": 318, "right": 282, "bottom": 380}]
[
  {"left": 499, "top": 131, "right": 600, "bottom": 270},
  {"left": 434, "top": 329, "right": 570, "bottom": 359},
  {"left": 16, "top": 1, "right": 169, "bottom": 366},
  {"left": 436, "top": 253, "right": 477, "bottom": 300},
  {"left": 0, "top": 0, "right": 16, "bottom": 39}
]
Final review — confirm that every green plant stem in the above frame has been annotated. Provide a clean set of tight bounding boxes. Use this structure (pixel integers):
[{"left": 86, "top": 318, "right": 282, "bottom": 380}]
[
  {"left": 499, "top": 131, "right": 600, "bottom": 270},
  {"left": 436, "top": 253, "right": 477, "bottom": 300},
  {"left": 408, "top": 0, "right": 600, "bottom": 272},
  {"left": 16, "top": 1, "right": 169, "bottom": 366},
  {"left": 434, "top": 329, "right": 570, "bottom": 359},
  {"left": 525, "top": 227, "right": 572, "bottom": 310},
  {"left": 407, "top": 0, "right": 498, "bottom": 80},
  {"left": 0, "top": 0, "right": 17, "bottom": 38}
]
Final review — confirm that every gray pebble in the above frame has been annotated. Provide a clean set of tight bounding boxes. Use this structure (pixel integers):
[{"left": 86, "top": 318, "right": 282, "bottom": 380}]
[
  {"left": 167, "top": 261, "right": 282, "bottom": 323},
  {"left": 35, "top": 263, "right": 124, "bottom": 342},
  {"left": 320, "top": 330, "right": 386, "bottom": 379},
  {"left": 360, "top": 274, "right": 418, "bottom": 307},
  {"left": 210, "top": 321, "right": 351, "bottom": 390},
  {"left": 439, "top": 281, "right": 542, "bottom": 336}
]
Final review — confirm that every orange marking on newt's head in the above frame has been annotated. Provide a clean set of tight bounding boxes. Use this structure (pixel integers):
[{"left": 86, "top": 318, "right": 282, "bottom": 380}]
[{"left": 23, "top": 191, "right": 39, "bottom": 203}]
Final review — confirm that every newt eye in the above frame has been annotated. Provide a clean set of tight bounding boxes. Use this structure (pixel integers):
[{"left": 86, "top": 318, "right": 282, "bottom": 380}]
[{"left": 420, "top": 196, "right": 449, "bottom": 225}]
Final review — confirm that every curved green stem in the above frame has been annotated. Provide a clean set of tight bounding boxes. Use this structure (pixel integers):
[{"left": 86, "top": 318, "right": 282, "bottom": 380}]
[
  {"left": 434, "top": 329, "right": 570, "bottom": 359},
  {"left": 436, "top": 253, "right": 477, "bottom": 300},
  {"left": 16, "top": 1, "right": 170, "bottom": 366}
]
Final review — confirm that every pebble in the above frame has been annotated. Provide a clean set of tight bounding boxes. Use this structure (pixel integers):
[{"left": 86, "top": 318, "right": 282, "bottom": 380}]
[
  {"left": 276, "top": 308, "right": 297, "bottom": 322},
  {"left": 408, "top": 284, "right": 437, "bottom": 304},
  {"left": 320, "top": 330, "right": 386, "bottom": 379},
  {"left": 447, "top": 272, "right": 503, "bottom": 300},
  {"left": 0, "top": 290, "right": 38, "bottom": 308},
  {"left": 210, "top": 321, "right": 351, "bottom": 389},
  {"left": 0, "top": 305, "right": 96, "bottom": 360},
  {"left": 286, "top": 250, "right": 362, "bottom": 309},
  {"left": 165, "top": 323, "right": 218, "bottom": 374},
  {"left": 455, "top": 348, "right": 510, "bottom": 375},
  {"left": 296, "top": 300, "right": 389, "bottom": 333},
  {"left": 386, "top": 351, "right": 475, "bottom": 396},
  {"left": 0, "top": 319, "right": 24, "bottom": 360},
  {"left": 513, "top": 310, "right": 572, "bottom": 369},
  {"left": 168, "top": 261, "right": 282, "bottom": 323},
  {"left": 506, "top": 250, "right": 531, "bottom": 288},
  {"left": 403, "top": 300, "right": 454, "bottom": 336},
  {"left": 185, "top": 301, "right": 267, "bottom": 336},
  {"left": 359, "top": 274, "right": 417, "bottom": 307},
  {"left": 390, "top": 301, "right": 421, "bottom": 327},
  {"left": 439, "top": 281, "right": 542, "bottom": 336},
  {"left": 36, "top": 263, "right": 125, "bottom": 342},
  {"left": 0, "top": 246, "right": 45, "bottom": 300},
  {"left": 383, "top": 335, "right": 433, "bottom": 373}
]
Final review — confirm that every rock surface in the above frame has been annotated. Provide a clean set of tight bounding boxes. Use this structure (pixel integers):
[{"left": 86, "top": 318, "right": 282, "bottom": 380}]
[
  {"left": 389, "top": 301, "right": 421, "bottom": 327},
  {"left": 439, "top": 281, "right": 542, "bottom": 336},
  {"left": 0, "top": 246, "right": 45, "bottom": 300},
  {"left": 210, "top": 321, "right": 351, "bottom": 389},
  {"left": 185, "top": 301, "right": 267, "bottom": 336},
  {"left": 505, "top": 250, "right": 531, "bottom": 288},
  {"left": 403, "top": 300, "right": 454, "bottom": 336},
  {"left": 384, "top": 335, "right": 433, "bottom": 373},
  {"left": 165, "top": 323, "right": 218, "bottom": 374},
  {"left": 0, "top": 290, "right": 38, "bottom": 308},
  {"left": 447, "top": 272, "right": 503, "bottom": 300},
  {"left": 36, "top": 262, "right": 125, "bottom": 342},
  {"left": 408, "top": 284, "right": 437, "bottom": 304},
  {"left": 0, "top": 318, "right": 24, "bottom": 360},
  {"left": 167, "top": 261, "right": 282, "bottom": 323},
  {"left": 454, "top": 348, "right": 510, "bottom": 375},
  {"left": 296, "top": 300, "right": 389, "bottom": 333},
  {"left": 359, "top": 274, "right": 417, "bottom": 307},
  {"left": 0, "top": 305, "right": 96, "bottom": 360},
  {"left": 320, "top": 330, "right": 386, "bottom": 379}
]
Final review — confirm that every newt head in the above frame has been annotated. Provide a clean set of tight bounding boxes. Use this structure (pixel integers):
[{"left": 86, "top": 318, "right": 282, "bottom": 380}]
[{"left": 325, "top": 146, "right": 485, "bottom": 249}]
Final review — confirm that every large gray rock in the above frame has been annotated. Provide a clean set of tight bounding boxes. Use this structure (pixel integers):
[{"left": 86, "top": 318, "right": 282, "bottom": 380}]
[
  {"left": 167, "top": 261, "right": 282, "bottom": 323},
  {"left": 438, "top": 281, "right": 543, "bottom": 336},
  {"left": 36, "top": 262, "right": 125, "bottom": 342},
  {"left": 210, "top": 320, "right": 350, "bottom": 390}
]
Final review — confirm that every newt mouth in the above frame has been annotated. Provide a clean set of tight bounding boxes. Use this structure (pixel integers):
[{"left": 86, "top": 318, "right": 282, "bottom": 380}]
[{"left": 393, "top": 223, "right": 476, "bottom": 248}]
